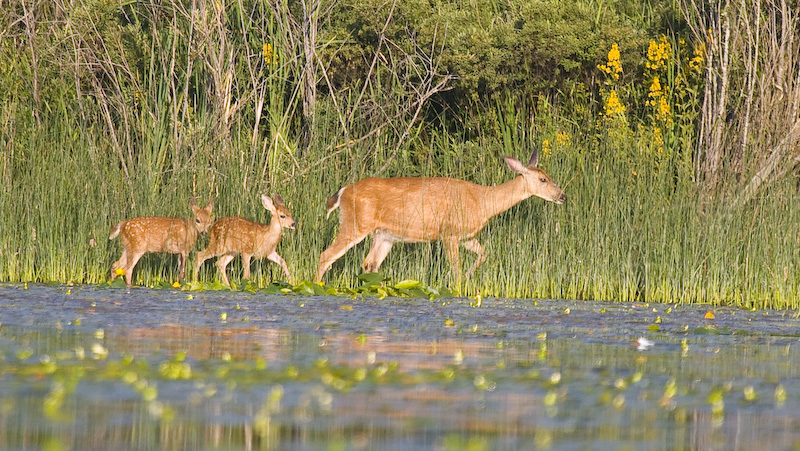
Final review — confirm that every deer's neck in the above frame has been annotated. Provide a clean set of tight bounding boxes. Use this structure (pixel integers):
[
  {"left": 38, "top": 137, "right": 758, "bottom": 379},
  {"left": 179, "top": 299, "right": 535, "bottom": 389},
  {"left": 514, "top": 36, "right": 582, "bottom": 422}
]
[
  {"left": 483, "top": 176, "right": 531, "bottom": 218},
  {"left": 186, "top": 219, "right": 200, "bottom": 246},
  {"left": 267, "top": 215, "right": 283, "bottom": 238}
]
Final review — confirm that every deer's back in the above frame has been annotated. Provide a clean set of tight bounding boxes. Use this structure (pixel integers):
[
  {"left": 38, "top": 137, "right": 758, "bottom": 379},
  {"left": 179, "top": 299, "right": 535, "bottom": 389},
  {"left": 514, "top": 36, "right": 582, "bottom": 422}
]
[
  {"left": 208, "top": 216, "right": 274, "bottom": 256},
  {"left": 119, "top": 217, "right": 195, "bottom": 253},
  {"left": 342, "top": 177, "right": 486, "bottom": 240}
]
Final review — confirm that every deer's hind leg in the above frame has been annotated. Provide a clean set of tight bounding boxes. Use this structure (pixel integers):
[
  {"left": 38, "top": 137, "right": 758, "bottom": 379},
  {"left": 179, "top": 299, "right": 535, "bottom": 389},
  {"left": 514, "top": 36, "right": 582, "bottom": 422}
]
[
  {"left": 110, "top": 249, "right": 129, "bottom": 281},
  {"left": 316, "top": 218, "right": 372, "bottom": 282},
  {"left": 362, "top": 231, "right": 396, "bottom": 273},
  {"left": 462, "top": 238, "right": 487, "bottom": 278}
]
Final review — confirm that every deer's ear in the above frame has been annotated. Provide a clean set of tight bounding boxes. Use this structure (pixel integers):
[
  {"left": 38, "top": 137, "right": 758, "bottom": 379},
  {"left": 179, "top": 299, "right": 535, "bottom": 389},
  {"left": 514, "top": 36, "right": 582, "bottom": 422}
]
[
  {"left": 261, "top": 193, "right": 276, "bottom": 211},
  {"left": 273, "top": 194, "right": 285, "bottom": 206},
  {"left": 528, "top": 144, "right": 539, "bottom": 167},
  {"left": 504, "top": 156, "right": 529, "bottom": 174},
  {"left": 205, "top": 199, "right": 214, "bottom": 211}
]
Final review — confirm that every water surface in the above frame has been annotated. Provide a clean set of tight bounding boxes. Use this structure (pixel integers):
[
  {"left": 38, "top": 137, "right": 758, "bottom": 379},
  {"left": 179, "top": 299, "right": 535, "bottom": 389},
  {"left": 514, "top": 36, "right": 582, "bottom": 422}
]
[{"left": 1, "top": 284, "right": 799, "bottom": 450}]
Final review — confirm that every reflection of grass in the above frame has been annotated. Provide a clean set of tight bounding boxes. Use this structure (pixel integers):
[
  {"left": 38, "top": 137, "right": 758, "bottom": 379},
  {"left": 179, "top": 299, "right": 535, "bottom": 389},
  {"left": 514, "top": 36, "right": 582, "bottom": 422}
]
[
  {"left": 3, "top": 326, "right": 797, "bottom": 448},
  {"left": 3, "top": 285, "right": 800, "bottom": 449}
]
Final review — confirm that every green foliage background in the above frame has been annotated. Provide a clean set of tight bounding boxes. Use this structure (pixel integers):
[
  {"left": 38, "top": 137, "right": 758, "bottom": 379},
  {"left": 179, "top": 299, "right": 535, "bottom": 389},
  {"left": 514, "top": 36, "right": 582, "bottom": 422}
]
[{"left": 1, "top": 0, "right": 799, "bottom": 308}]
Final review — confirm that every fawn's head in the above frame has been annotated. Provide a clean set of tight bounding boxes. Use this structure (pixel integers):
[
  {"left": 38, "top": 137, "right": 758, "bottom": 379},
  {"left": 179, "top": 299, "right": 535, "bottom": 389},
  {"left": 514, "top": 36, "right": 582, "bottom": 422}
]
[
  {"left": 504, "top": 146, "right": 567, "bottom": 204},
  {"left": 261, "top": 193, "right": 295, "bottom": 230},
  {"left": 190, "top": 200, "right": 215, "bottom": 233}
]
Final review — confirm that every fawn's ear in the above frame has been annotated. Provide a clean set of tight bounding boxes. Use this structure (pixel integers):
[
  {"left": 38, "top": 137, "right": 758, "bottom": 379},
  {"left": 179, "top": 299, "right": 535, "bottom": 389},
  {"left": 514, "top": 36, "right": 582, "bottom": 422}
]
[
  {"left": 261, "top": 193, "right": 276, "bottom": 211},
  {"left": 205, "top": 199, "right": 214, "bottom": 212},
  {"left": 272, "top": 194, "right": 285, "bottom": 207}
]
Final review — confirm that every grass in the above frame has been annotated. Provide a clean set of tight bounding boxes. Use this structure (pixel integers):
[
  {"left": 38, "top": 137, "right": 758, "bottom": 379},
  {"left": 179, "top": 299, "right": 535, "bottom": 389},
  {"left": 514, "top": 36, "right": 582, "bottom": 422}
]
[
  {"left": 3, "top": 102, "right": 800, "bottom": 311},
  {"left": 0, "top": 12, "right": 797, "bottom": 309}
]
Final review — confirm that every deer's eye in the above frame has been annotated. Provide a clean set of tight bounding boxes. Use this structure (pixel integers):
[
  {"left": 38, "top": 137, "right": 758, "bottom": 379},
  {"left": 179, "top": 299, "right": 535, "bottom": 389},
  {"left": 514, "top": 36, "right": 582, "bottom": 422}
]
[{"left": 539, "top": 177, "right": 548, "bottom": 183}]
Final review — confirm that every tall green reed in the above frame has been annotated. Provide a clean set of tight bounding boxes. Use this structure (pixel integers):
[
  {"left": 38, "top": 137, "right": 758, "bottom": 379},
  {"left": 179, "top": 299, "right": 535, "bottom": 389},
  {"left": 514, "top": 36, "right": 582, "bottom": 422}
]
[
  {"left": 2, "top": 2, "right": 800, "bottom": 309},
  {"left": 3, "top": 96, "right": 800, "bottom": 310}
]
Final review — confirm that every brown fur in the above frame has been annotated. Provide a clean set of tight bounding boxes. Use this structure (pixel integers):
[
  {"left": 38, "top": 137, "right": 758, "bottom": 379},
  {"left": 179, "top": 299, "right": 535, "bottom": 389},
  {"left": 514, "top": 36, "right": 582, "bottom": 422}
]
[
  {"left": 109, "top": 200, "right": 214, "bottom": 287},
  {"left": 315, "top": 151, "right": 566, "bottom": 286},
  {"left": 195, "top": 194, "right": 295, "bottom": 286}
]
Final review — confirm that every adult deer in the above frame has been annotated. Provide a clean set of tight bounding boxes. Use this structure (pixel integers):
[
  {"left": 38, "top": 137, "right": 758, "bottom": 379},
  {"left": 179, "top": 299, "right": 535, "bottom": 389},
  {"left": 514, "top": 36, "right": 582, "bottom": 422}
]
[
  {"left": 109, "top": 200, "right": 214, "bottom": 287},
  {"left": 195, "top": 194, "right": 295, "bottom": 286},
  {"left": 315, "top": 148, "right": 566, "bottom": 286}
]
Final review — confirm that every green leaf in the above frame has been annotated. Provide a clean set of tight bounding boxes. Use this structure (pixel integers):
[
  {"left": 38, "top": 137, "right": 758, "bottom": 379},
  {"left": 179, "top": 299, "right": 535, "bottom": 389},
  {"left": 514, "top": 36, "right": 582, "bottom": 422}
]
[
  {"left": 357, "top": 272, "right": 386, "bottom": 284},
  {"left": 108, "top": 278, "right": 128, "bottom": 289},
  {"left": 261, "top": 284, "right": 284, "bottom": 295},
  {"left": 394, "top": 279, "right": 421, "bottom": 290},
  {"left": 293, "top": 281, "right": 315, "bottom": 295}
]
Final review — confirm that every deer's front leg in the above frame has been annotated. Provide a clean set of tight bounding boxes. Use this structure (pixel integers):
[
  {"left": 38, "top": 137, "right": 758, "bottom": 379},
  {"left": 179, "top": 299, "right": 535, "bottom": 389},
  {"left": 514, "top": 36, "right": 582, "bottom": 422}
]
[
  {"left": 442, "top": 237, "right": 462, "bottom": 289},
  {"left": 267, "top": 251, "right": 292, "bottom": 281}
]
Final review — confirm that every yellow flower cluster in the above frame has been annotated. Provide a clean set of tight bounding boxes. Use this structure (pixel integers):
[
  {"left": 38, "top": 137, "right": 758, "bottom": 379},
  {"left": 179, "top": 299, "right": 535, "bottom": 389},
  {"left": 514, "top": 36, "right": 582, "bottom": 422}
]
[
  {"left": 653, "top": 126, "right": 664, "bottom": 153},
  {"left": 597, "top": 44, "right": 622, "bottom": 81},
  {"left": 542, "top": 132, "right": 571, "bottom": 156},
  {"left": 263, "top": 43, "right": 273, "bottom": 64},
  {"left": 647, "top": 76, "right": 672, "bottom": 124},
  {"left": 603, "top": 90, "right": 626, "bottom": 117},
  {"left": 541, "top": 139, "right": 551, "bottom": 156},
  {"left": 689, "top": 42, "right": 705, "bottom": 73},
  {"left": 646, "top": 36, "right": 669, "bottom": 71}
]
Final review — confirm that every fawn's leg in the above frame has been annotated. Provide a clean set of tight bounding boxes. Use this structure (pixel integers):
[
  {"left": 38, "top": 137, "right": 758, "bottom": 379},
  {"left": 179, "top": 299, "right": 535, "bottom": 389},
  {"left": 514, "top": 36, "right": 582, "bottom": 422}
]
[
  {"left": 215, "top": 254, "right": 236, "bottom": 286},
  {"left": 241, "top": 254, "right": 253, "bottom": 280},
  {"left": 124, "top": 251, "right": 146, "bottom": 287},
  {"left": 194, "top": 249, "right": 213, "bottom": 282},
  {"left": 267, "top": 251, "right": 292, "bottom": 281},
  {"left": 110, "top": 250, "right": 128, "bottom": 281}
]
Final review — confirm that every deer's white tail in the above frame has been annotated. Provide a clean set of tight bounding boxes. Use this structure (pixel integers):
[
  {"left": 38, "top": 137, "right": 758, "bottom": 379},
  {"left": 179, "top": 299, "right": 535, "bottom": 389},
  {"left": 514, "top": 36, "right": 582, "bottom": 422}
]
[
  {"left": 108, "top": 221, "right": 125, "bottom": 240},
  {"left": 325, "top": 187, "right": 347, "bottom": 219}
]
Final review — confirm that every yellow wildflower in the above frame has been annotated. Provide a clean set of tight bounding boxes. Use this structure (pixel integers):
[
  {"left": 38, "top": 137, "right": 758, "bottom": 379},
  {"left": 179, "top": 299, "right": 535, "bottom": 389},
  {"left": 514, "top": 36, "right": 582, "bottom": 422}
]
[
  {"left": 598, "top": 44, "right": 623, "bottom": 81},
  {"left": 653, "top": 126, "right": 664, "bottom": 153},
  {"left": 604, "top": 90, "right": 626, "bottom": 117},
  {"left": 657, "top": 97, "right": 671, "bottom": 123},
  {"left": 646, "top": 76, "right": 671, "bottom": 123},
  {"left": 556, "top": 132, "right": 571, "bottom": 148},
  {"left": 689, "top": 42, "right": 705, "bottom": 73},
  {"left": 647, "top": 76, "right": 662, "bottom": 108},
  {"left": 649, "top": 76, "right": 662, "bottom": 97},
  {"left": 114, "top": 267, "right": 125, "bottom": 276},
  {"left": 172, "top": 281, "right": 181, "bottom": 288},
  {"left": 263, "top": 43, "right": 273, "bottom": 64},
  {"left": 541, "top": 139, "right": 552, "bottom": 156},
  {"left": 646, "top": 36, "right": 670, "bottom": 71}
]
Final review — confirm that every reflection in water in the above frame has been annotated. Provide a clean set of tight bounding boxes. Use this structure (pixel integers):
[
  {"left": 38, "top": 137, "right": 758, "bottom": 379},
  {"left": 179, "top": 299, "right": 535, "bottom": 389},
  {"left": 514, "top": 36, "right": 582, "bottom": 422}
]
[{"left": 1, "top": 284, "right": 800, "bottom": 449}]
